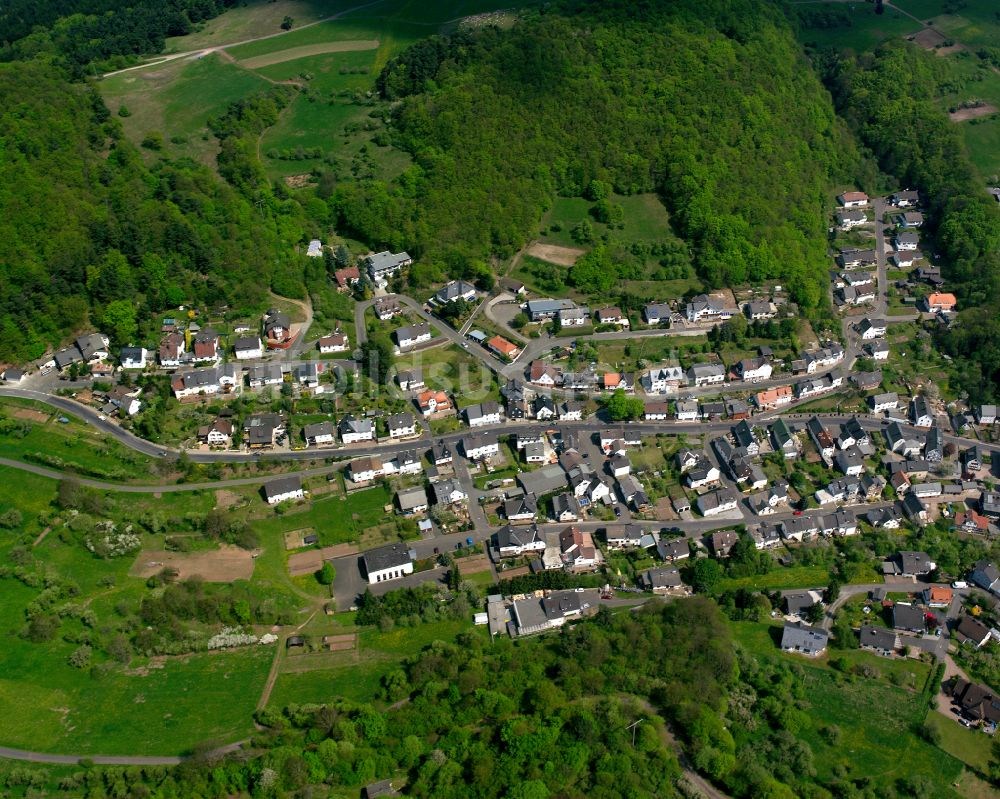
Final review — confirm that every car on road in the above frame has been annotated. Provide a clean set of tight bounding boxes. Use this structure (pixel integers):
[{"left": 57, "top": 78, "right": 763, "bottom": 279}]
[
  {"left": 614, "top": 506, "right": 622, "bottom": 518},
  {"left": 98, "top": 414, "right": 106, "bottom": 421},
  {"left": 952, "top": 581, "right": 968, "bottom": 589},
  {"left": 793, "top": 510, "right": 803, "bottom": 516}
]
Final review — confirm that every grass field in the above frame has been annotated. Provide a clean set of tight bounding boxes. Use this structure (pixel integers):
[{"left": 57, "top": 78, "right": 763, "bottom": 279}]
[
  {"left": 923, "top": 709, "right": 995, "bottom": 772},
  {"left": 392, "top": 343, "right": 500, "bottom": 402},
  {"left": 713, "top": 565, "right": 832, "bottom": 593},
  {"left": 268, "top": 618, "right": 480, "bottom": 709},
  {"left": 100, "top": 54, "right": 271, "bottom": 166},
  {"left": 731, "top": 620, "right": 967, "bottom": 798},
  {"left": 0, "top": 398, "right": 158, "bottom": 481},
  {"left": 792, "top": 2, "right": 923, "bottom": 51},
  {"left": 251, "top": 482, "right": 395, "bottom": 547}
]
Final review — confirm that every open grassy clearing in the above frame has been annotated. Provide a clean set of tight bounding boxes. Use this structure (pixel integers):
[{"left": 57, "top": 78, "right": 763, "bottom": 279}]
[
  {"left": 792, "top": 1, "right": 923, "bottom": 51},
  {"left": 923, "top": 709, "right": 995, "bottom": 772},
  {"left": 0, "top": 397, "right": 158, "bottom": 481},
  {"left": 731, "top": 620, "right": 966, "bottom": 798},
  {"left": 164, "top": 0, "right": 344, "bottom": 52},
  {"left": 100, "top": 53, "right": 271, "bottom": 166},
  {"left": 253, "top": 48, "right": 377, "bottom": 90},
  {"left": 920, "top": 2, "right": 1000, "bottom": 49},
  {"left": 268, "top": 618, "right": 481, "bottom": 709},
  {"left": 713, "top": 565, "right": 833, "bottom": 594},
  {"left": 392, "top": 343, "right": 500, "bottom": 402},
  {"left": 240, "top": 39, "right": 380, "bottom": 69}
]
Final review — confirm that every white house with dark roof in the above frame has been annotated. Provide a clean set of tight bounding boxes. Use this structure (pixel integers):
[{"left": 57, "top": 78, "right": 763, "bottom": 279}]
[
  {"left": 394, "top": 323, "right": 432, "bottom": 349},
  {"left": 364, "top": 542, "right": 414, "bottom": 584},
  {"left": 339, "top": 415, "right": 374, "bottom": 444},
  {"left": 365, "top": 251, "right": 412, "bottom": 285},
  {"left": 233, "top": 336, "right": 263, "bottom": 360},
  {"left": 303, "top": 421, "right": 335, "bottom": 446},
  {"left": 263, "top": 475, "right": 305, "bottom": 505},
  {"left": 387, "top": 412, "right": 416, "bottom": 439}
]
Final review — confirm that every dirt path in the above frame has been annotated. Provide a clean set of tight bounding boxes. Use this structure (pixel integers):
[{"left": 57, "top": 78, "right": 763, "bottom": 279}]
[
  {"left": 32, "top": 526, "right": 52, "bottom": 547},
  {"left": 268, "top": 290, "right": 314, "bottom": 357},
  {"left": 101, "top": 0, "right": 389, "bottom": 79}
]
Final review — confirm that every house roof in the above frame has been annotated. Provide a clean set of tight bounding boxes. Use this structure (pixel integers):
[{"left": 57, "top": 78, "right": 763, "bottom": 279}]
[
  {"left": 781, "top": 621, "right": 828, "bottom": 654},
  {"left": 364, "top": 542, "right": 413, "bottom": 573},
  {"left": 859, "top": 625, "right": 897, "bottom": 651},
  {"left": 263, "top": 475, "right": 302, "bottom": 500},
  {"left": 892, "top": 603, "right": 926, "bottom": 630},
  {"left": 487, "top": 335, "right": 519, "bottom": 356},
  {"left": 955, "top": 615, "right": 991, "bottom": 644},
  {"left": 396, "top": 486, "right": 428, "bottom": 510}
]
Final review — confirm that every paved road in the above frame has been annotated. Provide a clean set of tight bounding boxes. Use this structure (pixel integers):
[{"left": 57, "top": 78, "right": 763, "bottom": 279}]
[{"left": 0, "top": 745, "right": 181, "bottom": 766}]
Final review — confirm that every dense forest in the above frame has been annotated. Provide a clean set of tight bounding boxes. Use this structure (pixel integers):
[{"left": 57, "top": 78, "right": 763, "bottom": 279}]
[
  {"left": 0, "top": 0, "right": 235, "bottom": 73},
  {"left": 0, "top": 61, "right": 316, "bottom": 363},
  {"left": 334, "top": 0, "right": 866, "bottom": 309},
  {"left": 823, "top": 42, "right": 1000, "bottom": 401}
]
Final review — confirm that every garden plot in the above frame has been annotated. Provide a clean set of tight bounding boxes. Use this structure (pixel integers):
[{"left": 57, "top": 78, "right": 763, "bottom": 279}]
[{"left": 130, "top": 544, "right": 255, "bottom": 582}]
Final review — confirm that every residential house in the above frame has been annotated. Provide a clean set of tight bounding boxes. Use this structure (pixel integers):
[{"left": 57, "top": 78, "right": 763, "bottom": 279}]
[
  {"left": 770, "top": 418, "right": 799, "bottom": 459},
  {"left": 608, "top": 453, "right": 631, "bottom": 478},
  {"left": 860, "top": 625, "right": 898, "bottom": 657},
  {"left": 781, "top": 621, "right": 829, "bottom": 656},
  {"left": 912, "top": 482, "right": 942, "bottom": 499},
  {"left": 528, "top": 360, "right": 562, "bottom": 387},
  {"left": 364, "top": 542, "right": 415, "bottom": 584},
  {"left": 658, "top": 538, "right": 691, "bottom": 563},
  {"left": 231, "top": 336, "right": 261, "bottom": 361},
  {"left": 733, "top": 420, "right": 760, "bottom": 455},
  {"left": 885, "top": 421, "right": 923, "bottom": 458},
  {"left": 699, "top": 489, "right": 739, "bottom": 518},
  {"left": 262, "top": 311, "right": 292, "bottom": 344},
  {"left": 640, "top": 567, "right": 684, "bottom": 595},
  {"left": 318, "top": 333, "right": 349, "bottom": 354},
  {"left": 119, "top": 346, "right": 147, "bottom": 370},
  {"left": 955, "top": 510, "right": 991, "bottom": 534},
  {"left": 857, "top": 318, "right": 887, "bottom": 340},
  {"left": 921, "top": 292, "right": 957, "bottom": 313},
  {"left": 394, "top": 323, "right": 432, "bottom": 349},
  {"left": 526, "top": 298, "right": 576, "bottom": 321},
  {"left": 890, "top": 189, "right": 920, "bottom": 207},
  {"left": 645, "top": 366, "right": 685, "bottom": 393},
  {"left": 970, "top": 560, "right": 1000, "bottom": 594},
  {"left": 349, "top": 456, "right": 384, "bottom": 483},
  {"left": 339, "top": 415, "right": 374, "bottom": 444},
  {"left": 76, "top": 333, "right": 110, "bottom": 364},
  {"left": 387, "top": 412, "right": 416, "bottom": 439},
  {"left": 924, "top": 427, "right": 943, "bottom": 463},
  {"left": 192, "top": 329, "right": 221, "bottom": 362},
  {"left": 159, "top": 332, "right": 186, "bottom": 367},
  {"left": 396, "top": 487, "right": 429, "bottom": 516},
  {"left": 869, "top": 392, "right": 899, "bottom": 413},
  {"left": 892, "top": 603, "right": 926, "bottom": 633},
  {"left": 333, "top": 265, "right": 360, "bottom": 291},
  {"left": 374, "top": 296, "right": 402, "bottom": 320},
  {"left": 432, "top": 479, "right": 467, "bottom": 506},
  {"left": 836, "top": 209, "right": 867, "bottom": 229},
  {"left": 675, "top": 400, "right": 699, "bottom": 421},
  {"left": 867, "top": 339, "right": 890, "bottom": 361},
  {"left": 834, "top": 446, "right": 865, "bottom": 477},
  {"left": 744, "top": 300, "right": 777, "bottom": 320},
  {"left": 605, "top": 524, "right": 645, "bottom": 550},
  {"left": 248, "top": 363, "right": 283, "bottom": 388},
  {"left": 553, "top": 494, "right": 582, "bottom": 523},
  {"left": 838, "top": 190, "right": 869, "bottom": 207},
  {"left": 503, "top": 495, "right": 538, "bottom": 524},
  {"left": 263, "top": 476, "right": 305, "bottom": 506},
  {"left": 487, "top": 335, "right": 520, "bottom": 360},
  {"left": 954, "top": 615, "right": 992, "bottom": 649},
  {"left": 894, "top": 231, "right": 920, "bottom": 251},
  {"left": 755, "top": 386, "right": 793, "bottom": 410},
  {"left": 431, "top": 440, "right": 452, "bottom": 466},
  {"left": 735, "top": 357, "right": 772, "bottom": 383},
  {"left": 982, "top": 492, "right": 1000, "bottom": 519},
  {"left": 463, "top": 431, "right": 500, "bottom": 461},
  {"left": 596, "top": 307, "right": 629, "bottom": 327},
  {"left": 396, "top": 368, "right": 424, "bottom": 392},
  {"left": 924, "top": 586, "right": 953, "bottom": 608},
  {"left": 465, "top": 401, "right": 503, "bottom": 428},
  {"left": 198, "top": 418, "right": 233, "bottom": 447},
  {"left": 365, "top": 251, "right": 412, "bottom": 285},
  {"left": 559, "top": 526, "right": 597, "bottom": 568},
  {"left": 558, "top": 307, "right": 591, "bottom": 327},
  {"left": 171, "top": 367, "right": 222, "bottom": 400},
  {"left": 433, "top": 280, "right": 477, "bottom": 305},
  {"left": 644, "top": 401, "right": 671, "bottom": 421},
  {"left": 838, "top": 248, "right": 877, "bottom": 269},
  {"left": 532, "top": 395, "right": 557, "bottom": 420},
  {"left": 976, "top": 405, "right": 998, "bottom": 425},
  {"left": 911, "top": 395, "right": 934, "bottom": 428},
  {"left": 686, "top": 294, "right": 732, "bottom": 323},
  {"left": 603, "top": 372, "right": 635, "bottom": 392},
  {"left": 807, "top": 417, "right": 836, "bottom": 460},
  {"left": 643, "top": 302, "right": 673, "bottom": 326},
  {"left": 417, "top": 390, "right": 452, "bottom": 417},
  {"left": 784, "top": 589, "right": 824, "bottom": 619},
  {"left": 494, "top": 524, "right": 544, "bottom": 557},
  {"left": 303, "top": 421, "right": 335, "bottom": 446},
  {"left": 687, "top": 362, "right": 726, "bottom": 387},
  {"left": 684, "top": 458, "right": 720, "bottom": 489}
]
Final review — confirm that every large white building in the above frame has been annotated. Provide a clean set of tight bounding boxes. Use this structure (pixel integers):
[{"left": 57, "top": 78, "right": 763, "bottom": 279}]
[{"left": 364, "top": 542, "right": 415, "bottom": 584}]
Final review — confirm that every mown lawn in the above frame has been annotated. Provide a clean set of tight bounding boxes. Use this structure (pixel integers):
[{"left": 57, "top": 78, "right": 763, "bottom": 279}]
[
  {"left": 252, "top": 483, "right": 394, "bottom": 546},
  {"left": 714, "top": 565, "right": 832, "bottom": 593},
  {"left": 393, "top": 344, "right": 499, "bottom": 402},
  {"left": 923, "top": 709, "right": 995, "bottom": 772}
]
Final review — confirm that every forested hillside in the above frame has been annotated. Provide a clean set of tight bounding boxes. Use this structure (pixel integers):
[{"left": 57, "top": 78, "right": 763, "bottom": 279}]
[
  {"left": 0, "top": 61, "right": 310, "bottom": 363},
  {"left": 827, "top": 42, "right": 1000, "bottom": 401},
  {"left": 334, "top": 0, "right": 865, "bottom": 309},
  {"left": 0, "top": 0, "right": 236, "bottom": 74}
]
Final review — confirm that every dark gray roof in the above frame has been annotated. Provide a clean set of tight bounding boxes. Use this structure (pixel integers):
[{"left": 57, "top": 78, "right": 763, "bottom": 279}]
[
  {"left": 263, "top": 475, "right": 302, "bottom": 500},
  {"left": 892, "top": 603, "right": 926, "bottom": 631},
  {"left": 860, "top": 625, "right": 897, "bottom": 651},
  {"left": 363, "top": 542, "right": 413, "bottom": 574},
  {"left": 781, "top": 621, "right": 828, "bottom": 654}
]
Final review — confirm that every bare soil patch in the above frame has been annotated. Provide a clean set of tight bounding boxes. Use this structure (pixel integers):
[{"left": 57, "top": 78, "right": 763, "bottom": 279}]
[
  {"left": 214, "top": 489, "right": 241, "bottom": 509},
  {"left": 321, "top": 633, "right": 357, "bottom": 652},
  {"left": 287, "top": 543, "right": 358, "bottom": 577},
  {"left": 284, "top": 528, "right": 315, "bottom": 550},
  {"left": 8, "top": 407, "right": 50, "bottom": 423},
  {"left": 457, "top": 554, "right": 492, "bottom": 575},
  {"left": 949, "top": 103, "right": 998, "bottom": 122},
  {"left": 909, "top": 27, "right": 947, "bottom": 50},
  {"left": 237, "top": 40, "right": 379, "bottom": 69},
  {"left": 499, "top": 564, "right": 532, "bottom": 579},
  {"left": 284, "top": 173, "right": 314, "bottom": 188},
  {"left": 525, "top": 242, "right": 586, "bottom": 266},
  {"left": 130, "top": 544, "right": 255, "bottom": 582}
]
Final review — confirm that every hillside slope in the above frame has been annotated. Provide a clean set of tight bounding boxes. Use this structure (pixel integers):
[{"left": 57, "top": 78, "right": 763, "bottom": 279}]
[{"left": 333, "top": 0, "right": 865, "bottom": 309}]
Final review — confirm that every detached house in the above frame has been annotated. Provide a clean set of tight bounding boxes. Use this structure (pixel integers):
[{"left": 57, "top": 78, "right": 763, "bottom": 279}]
[
  {"left": 494, "top": 524, "right": 544, "bottom": 557},
  {"left": 233, "top": 336, "right": 263, "bottom": 360},
  {"left": 159, "top": 332, "right": 185, "bottom": 367},
  {"left": 263, "top": 311, "right": 292, "bottom": 343},
  {"left": 387, "top": 412, "right": 416, "bottom": 439},
  {"left": 465, "top": 401, "right": 503, "bottom": 428},
  {"left": 339, "top": 415, "right": 374, "bottom": 444},
  {"left": 318, "top": 333, "right": 349, "bottom": 354},
  {"left": 836, "top": 209, "right": 867, "bottom": 229},
  {"left": 838, "top": 190, "right": 869, "bottom": 208},
  {"left": 119, "top": 346, "right": 147, "bottom": 370},
  {"left": 192, "top": 329, "right": 221, "bottom": 362},
  {"left": 687, "top": 363, "right": 726, "bottom": 387},
  {"left": 394, "top": 323, "right": 432, "bottom": 349},
  {"left": 686, "top": 295, "right": 732, "bottom": 324},
  {"left": 198, "top": 418, "right": 233, "bottom": 447},
  {"left": 303, "top": 421, "right": 335, "bottom": 446},
  {"left": 365, "top": 251, "right": 412, "bottom": 285},
  {"left": 596, "top": 307, "right": 629, "bottom": 327},
  {"left": 263, "top": 475, "right": 305, "bottom": 506}
]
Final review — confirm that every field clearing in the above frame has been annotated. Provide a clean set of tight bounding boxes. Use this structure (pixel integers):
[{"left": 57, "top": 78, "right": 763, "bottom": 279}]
[
  {"left": 923, "top": 709, "right": 994, "bottom": 772},
  {"left": 457, "top": 553, "right": 492, "bottom": 575},
  {"left": 287, "top": 543, "right": 358, "bottom": 576},
  {"left": 949, "top": 103, "right": 998, "bottom": 121},
  {"left": 99, "top": 54, "right": 271, "bottom": 165},
  {"left": 793, "top": 2, "right": 923, "bottom": 51},
  {"left": 525, "top": 242, "right": 585, "bottom": 266},
  {"left": 392, "top": 344, "right": 499, "bottom": 402},
  {"left": 239, "top": 39, "right": 380, "bottom": 68},
  {"left": 164, "top": 0, "right": 344, "bottom": 52},
  {"left": 129, "top": 545, "right": 255, "bottom": 582}
]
